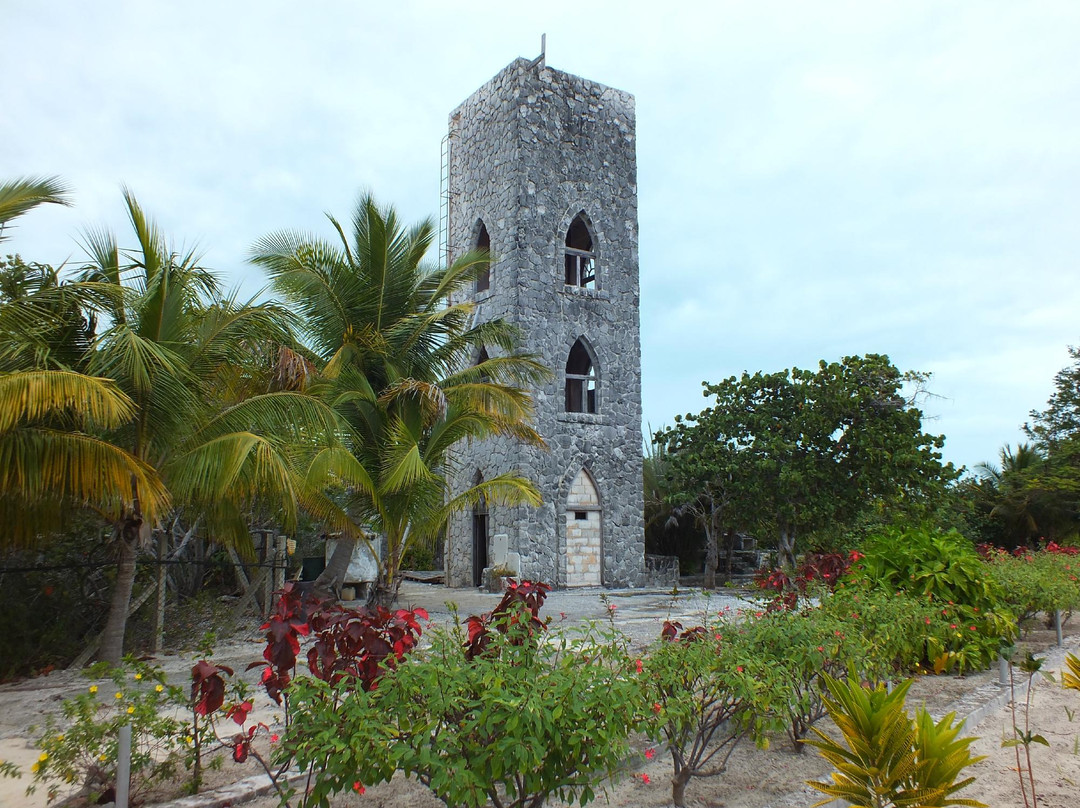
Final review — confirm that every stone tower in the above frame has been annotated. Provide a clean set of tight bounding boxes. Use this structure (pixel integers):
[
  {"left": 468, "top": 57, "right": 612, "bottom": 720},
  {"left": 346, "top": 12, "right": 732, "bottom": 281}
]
[{"left": 445, "top": 57, "right": 645, "bottom": 589}]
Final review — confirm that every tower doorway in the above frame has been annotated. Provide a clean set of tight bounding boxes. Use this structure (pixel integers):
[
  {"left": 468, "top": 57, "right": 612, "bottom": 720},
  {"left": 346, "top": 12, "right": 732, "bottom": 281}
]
[
  {"left": 472, "top": 479, "right": 488, "bottom": 587},
  {"left": 565, "top": 469, "right": 601, "bottom": 586}
]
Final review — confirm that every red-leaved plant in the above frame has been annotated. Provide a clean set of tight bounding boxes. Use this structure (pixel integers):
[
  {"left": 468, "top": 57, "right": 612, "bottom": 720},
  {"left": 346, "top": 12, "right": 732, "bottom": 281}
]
[
  {"left": 756, "top": 551, "right": 859, "bottom": 611},
  {"left": 464, "top": 578, "right": 551, "bottom": 660},
  {"left": 306, "top": 603, "right": 428, "bottom": 690}
]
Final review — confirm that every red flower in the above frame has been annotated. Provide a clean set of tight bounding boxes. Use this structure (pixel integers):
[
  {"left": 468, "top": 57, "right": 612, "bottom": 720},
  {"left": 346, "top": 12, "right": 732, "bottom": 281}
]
[
  {"left": 353, "top": 781, "right": 365, "bottom": 794},
  {"left": 924, "top": 617, "right": 931, "bottom": 625},
  {"left": 270, "top": 733, "right": 279, "bottom": 743},
  {"left": 652, "top": 702, "right": 662, "bottom": 714},
  {"left": 970, "top": 626, "right": 977, "bottom": 631},
  {"left": 645, "top": 748, "right": 655, "bottom": 760},
  {"left": 640, "top": 773, "right": 651, "bottom": 785},
  {"left": 635, "top": 659, "right": 644, "bottom": 674},
  {"left": 950, "top": 624, "right": 957, "bottom": 629},
  {"left": 736, "top": 665, "right": 744, "bottom": 673},
  {"left": 817, "top": 646, "right": 824, "bottom": 652}
]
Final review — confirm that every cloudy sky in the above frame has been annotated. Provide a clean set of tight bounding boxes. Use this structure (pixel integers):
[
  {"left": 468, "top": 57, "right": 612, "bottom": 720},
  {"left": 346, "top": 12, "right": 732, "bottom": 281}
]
[{"left": 3, "top": 1, "right": 1078, "bottom": 472}]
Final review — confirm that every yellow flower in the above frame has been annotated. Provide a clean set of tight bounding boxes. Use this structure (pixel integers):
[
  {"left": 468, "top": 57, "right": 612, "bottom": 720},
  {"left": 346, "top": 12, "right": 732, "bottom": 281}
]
[
  {"left": 155, "top": 685, "right": 164, "bottom": 693},
  {"left": 126, "top": 706, "right": 135, "bottom": 715},
  {"left": 38, "top": 753, "right": 48, "bottom": 762},
  {"left": 98, "top": 754, "right": 107, "bottom": 763},
  {"left": 31, "top": 763, "right": 39, "bottom": 774},
  {"left": 134, "top": 673, "right": 142, "bottom": 681},
  {"left": 115, "top": 692, "right": 123, "bottom": 700},
  {"left": 89, "top": 685, "right": 98, "bottom": 694},
  {"left": 55, "top": 734, "right": 63, "bottom": 742},
  {"left": 184, "top": 736, "right": 193, "bottom": 745}
]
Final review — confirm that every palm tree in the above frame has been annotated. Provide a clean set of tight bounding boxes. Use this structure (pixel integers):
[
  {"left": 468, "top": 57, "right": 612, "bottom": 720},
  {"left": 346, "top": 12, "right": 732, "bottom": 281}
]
[
  {"left": 79, "top": 189, "right": 346, "bottom": 662},
  {"left": 252, "top": 192, "right": 548, "bottom": 604},
  {"left": 0, "top": 178, "right": 167, "bottom": 548},
  {"left": 973, "top": 443, "right": 1064, "bottom": 547}
]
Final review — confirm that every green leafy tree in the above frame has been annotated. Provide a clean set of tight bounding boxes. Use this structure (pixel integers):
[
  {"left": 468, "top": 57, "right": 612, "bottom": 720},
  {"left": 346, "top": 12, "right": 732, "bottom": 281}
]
[
  {"left": 659, "top": 355, "right": 956, "bottom": 569},
  {"left": 252, "top": 193, "right": 547, "bottom": 605}
]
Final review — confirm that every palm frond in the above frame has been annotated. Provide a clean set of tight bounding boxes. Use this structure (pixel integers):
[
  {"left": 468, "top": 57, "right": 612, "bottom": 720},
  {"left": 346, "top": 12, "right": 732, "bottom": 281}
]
[
  {"left": 0, "top": 370, "right": 135, "bottom": 432},
  {"left": 0, "top": 176, "right": 71, "bottom": 238},
  {"left": 0, "top": 427, "right": 168, "bottom": 545}
]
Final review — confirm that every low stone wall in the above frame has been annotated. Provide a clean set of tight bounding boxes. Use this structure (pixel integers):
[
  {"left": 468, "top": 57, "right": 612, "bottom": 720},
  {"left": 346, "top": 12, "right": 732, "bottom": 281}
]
[{"left": 644, "top": 554, "right": 679, "bottom": 588}]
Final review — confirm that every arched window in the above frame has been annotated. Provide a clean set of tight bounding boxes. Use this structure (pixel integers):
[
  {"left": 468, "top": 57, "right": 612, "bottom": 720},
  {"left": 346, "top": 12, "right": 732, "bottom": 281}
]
[
  {"left": 475, "top": 222, "right": 491, "bottom": 293},
  {"left": 475, "top": 346, "right": 490, "bottom": 383},
  {"left": 564, "top": 213, "right": 595, "bottom": 289},
  {"left": 565, "top": 339, "right": 597, "bottom": 414}
]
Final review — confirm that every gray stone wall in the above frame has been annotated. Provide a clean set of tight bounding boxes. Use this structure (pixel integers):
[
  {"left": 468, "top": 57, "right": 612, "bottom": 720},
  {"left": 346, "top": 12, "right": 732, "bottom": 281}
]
[{"left": 446, "top": 58, "right": 645, "bottom": 589}]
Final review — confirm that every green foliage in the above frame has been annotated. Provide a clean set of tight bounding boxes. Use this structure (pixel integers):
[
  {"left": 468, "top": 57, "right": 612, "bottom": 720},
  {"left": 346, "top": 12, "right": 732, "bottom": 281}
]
[
  {"left": 848, "top": 526, "right": 1015, "bottom": 673},
  {"left": 1063, "top": 652, "right": 1080, "bottom": 692},
  {"left": 854, "top": 527, "right": 999, "bottom": 609},
  {"left": 253, "top": 193, "right": 548, "bottom": 603},
  {"left": 657, "top": 354, "right": 956, "bottom": 571},
  {"left": 821, "top": 586, "right": 939, "bottom": 677},
  {"left": 282, "top": 607, "right": 641, "bottom": 808},
  {"left": 984, "top": 548, "right": 1080, "bottom": 628},
  {"left": 640, "top": 617, "right": 780, "bottom": 806},
  {"left": 27, "top": 658, "right": 206, "bottom": 805},
  {"left": 805, "top": 674, "right": 986, "bottom": 808},
  {"left": 741, "top": 606, "right": 865, "bottom": 751}
]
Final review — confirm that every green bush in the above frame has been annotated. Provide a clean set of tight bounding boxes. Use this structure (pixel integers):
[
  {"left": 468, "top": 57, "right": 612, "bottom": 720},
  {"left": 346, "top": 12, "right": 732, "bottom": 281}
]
[
  {"left": 845, "top": 526, "right": 1016, "bottom": 673},
  {"left": 985, "top": 548, "right": 1080, "bottom": 628},
  {"left": 854, "top": 526, "right": 1002, "bottom": 609},
  {"left": 282, "top": 609, "right": 642, "bottom": 808},
  {"left": 821, "top": 587, "right": 937, "bottom": 676},
  {"left": 741, "top": 606, "right": 866, "bottom": 751},
  {"left": 640, "top": 617, "right": 781, "bottom": 807},
  {"left": 27, "top": 658, "right": 208, "bottom": 804}
]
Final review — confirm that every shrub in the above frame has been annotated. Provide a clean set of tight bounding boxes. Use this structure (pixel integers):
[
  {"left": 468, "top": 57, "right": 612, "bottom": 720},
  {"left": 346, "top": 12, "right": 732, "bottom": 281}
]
[
  {"left": 280, "top": 580, "right": 641, "bottom": 808},
  {"left": 821, "top": 586, "right": 938, "bottom": 676},
  {"left": 27, "top": 658, "right": 204, "bottom": 804},
  {"left": 741, "top": 606, "right": 865, "bottom": 751},
  {"left": 984, "top": 547, "right": 1080, "bottom": 629},
  {"left": 640, "top": 618, "right": 781, "bottom": 807},
  {"left": 755, "top": 551, "right": 856, "bottom": 610},
  {"left": 805, "top": 674, "right": 986, "bottom": 808},
  {"left": 846, "top": 526, "right": 1016, "bottom": 673}
]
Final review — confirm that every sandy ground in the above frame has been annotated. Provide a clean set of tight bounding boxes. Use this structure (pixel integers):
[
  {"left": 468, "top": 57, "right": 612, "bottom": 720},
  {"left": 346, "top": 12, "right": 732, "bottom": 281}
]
[{"left": 1, "top": 582, "right": 1078, "bottom": 807}]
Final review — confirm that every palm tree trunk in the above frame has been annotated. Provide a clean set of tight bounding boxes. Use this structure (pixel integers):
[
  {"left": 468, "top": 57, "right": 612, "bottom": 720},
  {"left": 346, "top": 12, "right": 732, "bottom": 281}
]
[
  {"left": 313, "top": 536, "right": 353, "bottom": 600},
  {"left": 100, "top": 476, "right": 144, "bottom": 664},
  {"left": 100, "top": 519, "right": 142, "bottom": 664}
]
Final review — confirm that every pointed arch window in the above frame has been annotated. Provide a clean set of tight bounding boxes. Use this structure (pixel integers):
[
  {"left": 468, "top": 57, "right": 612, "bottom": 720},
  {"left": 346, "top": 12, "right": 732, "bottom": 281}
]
[
  {"left": 475, "top": 222, "right": 491, "bottom": 293},
  {"left": 475, "top": 346, "right": 490, "bottom": 383},
  {"left": 564, "top": 214, "right": 596, "bottom": 289},
  {"left": 565, "top": 339, "right": 597, "bottom": 414}
]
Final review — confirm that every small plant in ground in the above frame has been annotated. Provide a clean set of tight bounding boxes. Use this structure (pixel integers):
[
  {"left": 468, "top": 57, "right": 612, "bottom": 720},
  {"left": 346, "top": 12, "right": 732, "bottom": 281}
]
[
  {"left": 641, "top": 617, "right": 780, "bottom": 807},
  {"left": 1003, "top": 651, "right": 1053, "bottom": 808},
  {"left": 282, "top": 579, "right": 640, "bottom": 808},
  {"left": 251, "top": 582, "right": 428, "bottom": 806},
  {"left": 805, "top": 673, "right": 986, "bottom": 808},
  {"left": 1064, "top": 652, "right": 1080, "bottom": 692},
  {"left": 27, "top": 657, "right": 203, "bottom": 805},
  {"left": 742, "top": 606, "right": 866, "bottom": 751}
]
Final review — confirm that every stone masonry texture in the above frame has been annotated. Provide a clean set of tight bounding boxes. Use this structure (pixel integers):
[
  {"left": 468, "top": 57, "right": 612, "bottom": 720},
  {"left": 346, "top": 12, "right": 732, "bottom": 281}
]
[{"left": 445, "top": 57, "right": 646, "bottom": 588}]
